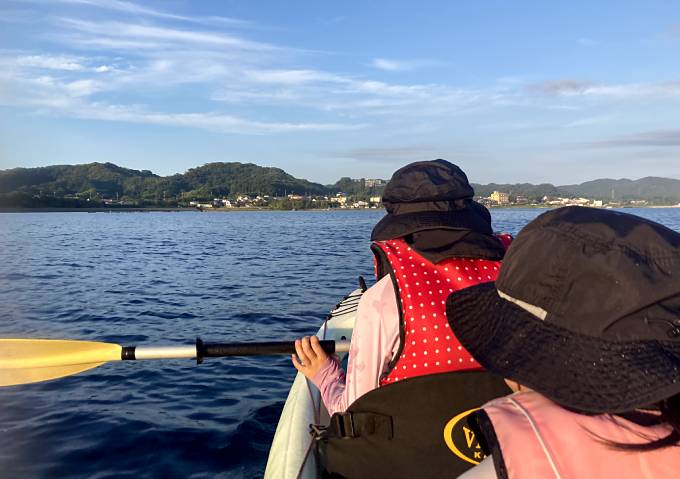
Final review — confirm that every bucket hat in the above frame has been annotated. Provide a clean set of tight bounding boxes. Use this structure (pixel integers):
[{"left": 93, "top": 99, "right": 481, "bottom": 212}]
[
  {"left": 371, "top": 159, "right": 493, "bottom": 241},
  {"left": 446, "top": 206, "right": 680, "bottom": 414}
]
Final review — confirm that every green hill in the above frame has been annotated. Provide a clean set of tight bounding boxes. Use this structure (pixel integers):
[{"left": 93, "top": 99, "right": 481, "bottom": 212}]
[
  {"left": 0, "top": 162, "right": 329, "bottom": 206},
  {"left": 1, "top": 161, "right": 679, "bottom": 208},
  {"left": 180, "top": 162, "right": 328, "bottom": 197},
  {"left": 0, "top": 163, "right": 157, "bottom": 198},
  {"left": 558, "top": 177, "right": 680, "bottom": 203}
]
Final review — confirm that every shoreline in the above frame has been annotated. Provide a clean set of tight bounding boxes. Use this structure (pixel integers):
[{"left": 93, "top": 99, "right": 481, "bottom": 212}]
[
  {"left": 0, "top": 207, "right": 382, "bottom": 213},
  {"left": 0, "top": 204, "right": 680, "bottom": 213},
  {"left": 2, "top": 205, "right": 680, "bottom": 213}
]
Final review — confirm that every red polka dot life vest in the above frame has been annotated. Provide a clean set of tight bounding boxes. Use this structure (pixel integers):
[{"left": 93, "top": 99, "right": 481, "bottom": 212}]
[{"left": 373, "top": 235, "right": 511, "bottom": 385}]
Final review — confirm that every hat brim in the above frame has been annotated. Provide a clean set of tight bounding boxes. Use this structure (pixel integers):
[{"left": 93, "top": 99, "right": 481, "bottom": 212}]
[
  {"left": 371, "top": 208, "right": 492, "bottom": 241},
  {"left": 446, "top": 282, "right": 680, "bottom": 414}
]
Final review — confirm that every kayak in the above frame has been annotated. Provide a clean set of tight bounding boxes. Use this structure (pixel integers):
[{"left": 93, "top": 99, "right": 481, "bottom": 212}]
[{"left": 264, "top": 288, "right": 362, "bottom": 479}]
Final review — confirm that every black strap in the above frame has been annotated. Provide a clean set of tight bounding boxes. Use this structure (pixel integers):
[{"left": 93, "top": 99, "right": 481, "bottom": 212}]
[
  {"left": 328, "top": 412, "right": 394, "bottom": 440},
  {"left": 469, "top": 409, "right": 508, "bottom": 479}
]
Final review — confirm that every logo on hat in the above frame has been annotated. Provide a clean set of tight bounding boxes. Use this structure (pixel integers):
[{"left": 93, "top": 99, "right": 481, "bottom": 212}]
[{"left": 443, "top": 408, "right": 485, "bottom": 464}]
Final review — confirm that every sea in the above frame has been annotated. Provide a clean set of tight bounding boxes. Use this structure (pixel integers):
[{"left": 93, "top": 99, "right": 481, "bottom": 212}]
[{"left": 1, "top": 208, "right": 679, "bottom": 478}]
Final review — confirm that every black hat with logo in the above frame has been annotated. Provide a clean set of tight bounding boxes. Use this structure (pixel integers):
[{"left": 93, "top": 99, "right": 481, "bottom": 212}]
[
  {"left": 446, "top": 206, "right": 680, "bottom": 413},
  {"left": 371, "top": 159, "right": 493, "bottom": 241}
]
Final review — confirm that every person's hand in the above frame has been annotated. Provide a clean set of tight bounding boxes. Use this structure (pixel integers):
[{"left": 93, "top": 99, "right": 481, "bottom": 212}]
[{"left": 291, "top": 336, "right": 329, "bottom": 380}]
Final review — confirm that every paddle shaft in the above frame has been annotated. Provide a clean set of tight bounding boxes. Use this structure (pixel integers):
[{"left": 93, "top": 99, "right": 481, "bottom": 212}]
[{"left": 122, "top": 339, "right": 350, "bottom": 362}]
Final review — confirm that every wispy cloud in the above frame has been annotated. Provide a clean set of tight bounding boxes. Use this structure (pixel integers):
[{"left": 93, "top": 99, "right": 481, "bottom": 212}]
[
  {"left": 14, "top": 54, "right": 85, "bottom": 71},
  {"left": 0, "top": 70, "right": 361, "bottom": 134},
  {"left": 530, "top": 79, "right": 595, "bottom": 95},
  {"left": 58, "top": 18, "right": 276, "bottom": 52},
  {"left": 6, "top": 54, "right": 117, "bottom": 73},
  {"left": 43, "top": 0, "right": 252, "bottom": 27},
  {"left": 344, "top": 145, "right": 440, "bottom": 162},
  {"left": 586, "top": 129, "right": 680, "bottom": 148},
  {"left": 6, "top": 0, "right": 680, "bottom": 141},
  {"left": 243, "top": 69, "right": 346, "bottom": 85},
  {"left": 530, "top": 79, "right": 680, "bottom": 99},
  {"left": 577, "top": 37, "right": 598, "bottom": 47},
  {"left": 371, "top": 58, "right": 439, "bottom": 72},
  {"left": 564, "top": 115, "right": 614, "bottom": 128},
  {"left": 75, "top": 105, "right": 363, "bottom": 134}
]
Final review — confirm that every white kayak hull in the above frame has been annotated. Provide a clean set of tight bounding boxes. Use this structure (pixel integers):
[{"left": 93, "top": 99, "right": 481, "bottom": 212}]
[{"left": 264, "top": 288, "right": 361, "bottom": 479}]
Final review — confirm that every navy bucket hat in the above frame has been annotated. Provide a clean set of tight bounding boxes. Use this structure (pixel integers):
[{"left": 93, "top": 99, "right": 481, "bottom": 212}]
[{"left": 371, "top": 159, "right": 493, "bottom": 241}]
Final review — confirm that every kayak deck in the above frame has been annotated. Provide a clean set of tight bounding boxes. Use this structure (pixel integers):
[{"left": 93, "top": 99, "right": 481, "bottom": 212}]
[{"left": 264, "top": 288, "right": 361, "bottom": 479}]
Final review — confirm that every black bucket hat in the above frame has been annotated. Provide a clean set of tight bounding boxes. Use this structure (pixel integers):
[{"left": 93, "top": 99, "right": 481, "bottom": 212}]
[
  {"left": 446, "top": 206, "right": 680, "bottom": 414},
  {"left": 371, "top": 159, "right": 493, "bottom": 241}
]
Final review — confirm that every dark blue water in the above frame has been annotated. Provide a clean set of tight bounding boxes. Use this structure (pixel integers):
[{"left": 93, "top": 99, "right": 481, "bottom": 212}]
[{"left": 1, "top": 208, "right": 679, "bottom": 478}]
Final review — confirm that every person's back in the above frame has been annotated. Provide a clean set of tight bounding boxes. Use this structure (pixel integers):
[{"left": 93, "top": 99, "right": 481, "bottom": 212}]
[{"left": 293, "top": 159, "right": 513, "bottom": 478}]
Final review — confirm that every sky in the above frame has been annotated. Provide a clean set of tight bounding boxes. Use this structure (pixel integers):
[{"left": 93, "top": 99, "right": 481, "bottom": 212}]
[{"left": 0, "top": 0, "right": 679, "bottom": 185}]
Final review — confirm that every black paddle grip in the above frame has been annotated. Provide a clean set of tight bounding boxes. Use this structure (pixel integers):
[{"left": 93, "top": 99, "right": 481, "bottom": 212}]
[{"left": 195, "top": 337, "right": 336, "bottom": 364}]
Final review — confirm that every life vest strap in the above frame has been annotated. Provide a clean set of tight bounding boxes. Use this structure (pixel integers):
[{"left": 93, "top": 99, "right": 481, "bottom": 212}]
[{"left": 326, "top": 411, "right": 394, "bottom": 440}]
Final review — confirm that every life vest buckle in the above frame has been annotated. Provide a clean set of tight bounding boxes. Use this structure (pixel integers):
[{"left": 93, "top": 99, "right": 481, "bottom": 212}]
[
  {"left": 309, "top": 423, "right": 328, "bottom": 441},
  {"left": 331, "top": 412, "right": 357, "bottom": 439}
]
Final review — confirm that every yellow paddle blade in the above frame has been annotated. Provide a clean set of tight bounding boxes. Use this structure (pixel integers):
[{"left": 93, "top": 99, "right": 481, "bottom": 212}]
[
  {"left": 0, "top": 339, "right": 122, "bottom": 387},
  {"left": 1, "top": 362, "right": 107, "bottom": 387}
]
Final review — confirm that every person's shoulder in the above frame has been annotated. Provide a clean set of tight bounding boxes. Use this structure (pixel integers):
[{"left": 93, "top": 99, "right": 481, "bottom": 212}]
[{"left": 363, "top": 275, "right": 395, "bottom": 298}]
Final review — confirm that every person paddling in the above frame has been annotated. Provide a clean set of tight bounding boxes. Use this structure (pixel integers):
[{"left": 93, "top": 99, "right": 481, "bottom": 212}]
[
  {"left": 446, "top": 206, "right": 680, "bottom": 479},
  {"left": 293, "top": 159, "right": 513, "bottom": 478}
]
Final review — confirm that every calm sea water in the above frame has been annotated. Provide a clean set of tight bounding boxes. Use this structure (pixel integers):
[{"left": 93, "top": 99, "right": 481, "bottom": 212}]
[{"left": 1, "top": 208, "right": 679, "bottom": 478}]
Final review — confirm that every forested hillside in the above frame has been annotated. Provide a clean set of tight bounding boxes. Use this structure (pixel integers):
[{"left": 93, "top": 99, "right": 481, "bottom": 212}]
[
  {"left": 0, "top": 162, "right": 332, "bottom": 206},
  {"left": 1, "top": 161, "right": 679, "bottom": 207}
]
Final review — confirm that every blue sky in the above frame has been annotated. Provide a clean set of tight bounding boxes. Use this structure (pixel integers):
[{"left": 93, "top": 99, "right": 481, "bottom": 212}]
[{"left": 1, "top": 0, "right": 679, "bottom": 184}]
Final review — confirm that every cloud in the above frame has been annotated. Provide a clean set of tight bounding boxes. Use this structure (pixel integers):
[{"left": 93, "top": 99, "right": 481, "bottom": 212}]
[
  {"left": 3, "top": 54, "right": 119, "bottom": 74},
  {"left": 65, "top": 78, "right": 101, "bottom": 96},
  {"left": 345, "top": 145, "right": 439, "bottom": 162},
  {"left": 586, "top": 129, "right": 680, "bottom": 148},
  {"left": 243, "top": 68, "right": 345, "bottom": 85},
  {"left": 44, "top": 0, "right": 252, "bottom": 27},
  {"left": 577, "top": 38, "right": 598, "bottom": 47},
  {"left": 564, "top": 115, "right": 614, "bottom": 128},
  {"left": 9, "top": 0, "right": 679, "bottom": 141},
  {"left": 0, "top": 67, "right": 363, "bottom": 134},
  {"left": 530, "top": 80, "right": 595, "bottom": 95},
  {"left": 58, "top": 18, "right": 276, "bottom": 52},
  {"left": 13, "top": 55, "right": 85, "bottom": 71},
  {"left": 371, "top": 58, "right": 438, "bottom": 72},
  {"left": 530, "top": 79, "right": 680, "bottom": 99},
  {"left": 73, "top": 104, "right": 364, "bottom": 134}
]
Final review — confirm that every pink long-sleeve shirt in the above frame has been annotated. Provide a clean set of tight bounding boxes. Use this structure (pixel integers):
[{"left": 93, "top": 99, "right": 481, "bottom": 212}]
[{"left": 311, "top": 276, "right": 400, "bottom": 415}]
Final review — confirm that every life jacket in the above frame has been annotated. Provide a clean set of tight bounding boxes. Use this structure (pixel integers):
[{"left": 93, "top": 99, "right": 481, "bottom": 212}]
[
  {"left": 472, "top": 391, "right": 680, "bottom": 479},
  {"left": 318, "top": 234, "right": 513, "bottom": 479},
  {"left": 372, "top": 236, "right": 510, "bottom": 385}
]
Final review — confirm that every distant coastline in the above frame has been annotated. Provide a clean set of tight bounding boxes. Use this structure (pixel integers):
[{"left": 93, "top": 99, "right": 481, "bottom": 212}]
[
  {"left": 3, "top": 204, "right": 680, "bottom": 213},
  {"left": 2, "top": 162, "right": 680, "bottom": 212}
]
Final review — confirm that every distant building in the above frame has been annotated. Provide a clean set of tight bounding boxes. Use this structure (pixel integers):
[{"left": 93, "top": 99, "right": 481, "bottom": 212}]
[
  {"left": 365, "top": 179, "right": 386, "bottom": 188},
  {"left": 369, "top": 196, "right": 382, "bottom": 205},
  {"left": 330, "top": 194, "right": 347, "bottom": 205},
  {"left": 515, "top": 195, "right": 529, "bottom": 205},
  {"left": 490, "top": 191, "right": 510, "bottom": 205}
]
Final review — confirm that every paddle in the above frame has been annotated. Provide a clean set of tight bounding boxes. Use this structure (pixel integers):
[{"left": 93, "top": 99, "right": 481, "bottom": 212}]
[{"left": 0, "top": 338, "right": 350, "bottom": 387}]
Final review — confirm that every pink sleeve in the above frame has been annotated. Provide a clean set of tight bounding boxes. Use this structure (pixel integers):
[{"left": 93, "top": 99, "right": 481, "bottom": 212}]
[{"left": 311, "top": 276, "right": 400, "bottom": 415}]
